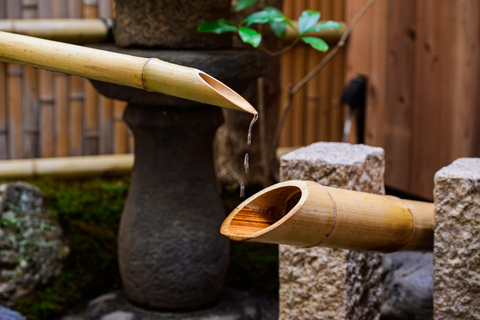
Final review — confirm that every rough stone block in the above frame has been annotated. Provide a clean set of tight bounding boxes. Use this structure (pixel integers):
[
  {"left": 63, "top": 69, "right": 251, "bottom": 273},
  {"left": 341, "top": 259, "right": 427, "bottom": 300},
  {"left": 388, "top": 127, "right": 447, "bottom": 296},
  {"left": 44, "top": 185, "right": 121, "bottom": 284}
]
[
  {"left": 279, "top": 142, "right": 385, "bottom": 320},
  {"left": 434, "top": 158, "right": 480, "bottom": 319}
]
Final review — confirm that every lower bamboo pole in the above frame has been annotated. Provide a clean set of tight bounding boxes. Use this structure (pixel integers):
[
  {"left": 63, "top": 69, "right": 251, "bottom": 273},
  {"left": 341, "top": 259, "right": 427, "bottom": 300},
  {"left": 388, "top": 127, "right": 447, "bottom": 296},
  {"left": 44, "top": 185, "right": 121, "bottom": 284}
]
[
  {"left": 0, "top": 19, "right": 112, "bottom": 44},
  {"left": 221, "top": 180, "right": 434, "bottom": 252},
  {"left": 0, "top": 154, "right": 133, "bottom": 179},
  {"left": 0, "top": 31, "right": 256, "bottom": 114}
]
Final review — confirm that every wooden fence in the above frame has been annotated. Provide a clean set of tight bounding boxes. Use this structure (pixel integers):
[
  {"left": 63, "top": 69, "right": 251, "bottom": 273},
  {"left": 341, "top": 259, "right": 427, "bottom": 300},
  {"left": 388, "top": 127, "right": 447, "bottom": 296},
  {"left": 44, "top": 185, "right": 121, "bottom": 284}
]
[
  {"left": 0, "top": 0, "right": 345, "bottom": 160},
  {"left": 279, "top": 0, "right": 345, "bottom": 147},
  {"left": 0, "top": 0, "right": 132, "bottom": 160}
]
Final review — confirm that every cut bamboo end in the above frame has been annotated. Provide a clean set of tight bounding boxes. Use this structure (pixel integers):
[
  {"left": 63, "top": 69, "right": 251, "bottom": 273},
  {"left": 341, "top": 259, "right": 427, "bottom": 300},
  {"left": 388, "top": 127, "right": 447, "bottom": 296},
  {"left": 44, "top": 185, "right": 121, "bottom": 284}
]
[
  {"left": 0, "top": 31, "right": 257, "bottom": 114},
  {"left": 221, "top": 180, "right": 434, "bottom": 252}
]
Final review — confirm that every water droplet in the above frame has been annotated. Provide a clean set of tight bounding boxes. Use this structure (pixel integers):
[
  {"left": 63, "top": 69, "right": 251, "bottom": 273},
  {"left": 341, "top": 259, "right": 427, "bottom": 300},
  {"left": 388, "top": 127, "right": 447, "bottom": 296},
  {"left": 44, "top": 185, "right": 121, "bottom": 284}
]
[
  {"left": 240, "top": 183, "right": 245, "bottom": 198},
  {"left": 247, "top": 114, "right": 259, "bottom": 146},
  {"left": 244, "top": 153, "right": 249, "bottom": 175}
]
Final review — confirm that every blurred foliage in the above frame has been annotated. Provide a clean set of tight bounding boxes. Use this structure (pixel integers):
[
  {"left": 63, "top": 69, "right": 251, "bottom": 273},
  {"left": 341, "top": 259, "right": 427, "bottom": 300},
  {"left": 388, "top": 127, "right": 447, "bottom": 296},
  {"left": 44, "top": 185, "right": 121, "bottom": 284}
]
[{"left": 2, "top": 177, "right": 277, "bottom": 319}]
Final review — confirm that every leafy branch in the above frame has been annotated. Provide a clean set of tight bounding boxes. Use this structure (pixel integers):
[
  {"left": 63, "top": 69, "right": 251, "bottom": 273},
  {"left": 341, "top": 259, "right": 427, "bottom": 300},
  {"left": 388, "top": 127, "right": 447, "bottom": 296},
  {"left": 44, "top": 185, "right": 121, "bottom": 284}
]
[{"left": 197, "top": 0, "right": 342, "bottom": 55}]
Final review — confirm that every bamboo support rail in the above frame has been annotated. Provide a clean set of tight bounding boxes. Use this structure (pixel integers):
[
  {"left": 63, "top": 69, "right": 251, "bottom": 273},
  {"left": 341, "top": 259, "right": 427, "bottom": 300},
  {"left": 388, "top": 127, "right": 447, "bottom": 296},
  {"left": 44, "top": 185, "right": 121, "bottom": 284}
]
[
  {"left": 0, "top": 154, "right": 133, "bottom": 179},
  {"left": 0, "top": 31, "right": 257, "bottom": 114},
  {"left": 221, "top": 180, "right": 434, "bottom": 252},
  {"left": 0, "top": 19, "right": 113, "bottom": 44},
  {"left": 283, "top": 21, "right": 346, "bottom": 43}
]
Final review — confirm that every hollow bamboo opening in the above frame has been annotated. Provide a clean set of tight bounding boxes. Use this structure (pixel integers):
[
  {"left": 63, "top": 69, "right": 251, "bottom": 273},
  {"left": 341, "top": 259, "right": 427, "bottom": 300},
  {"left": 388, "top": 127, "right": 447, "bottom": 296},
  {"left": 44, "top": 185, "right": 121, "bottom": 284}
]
[
  {"left": 228, "top": 185, "right": 303, "bottom": 237},
  {"left": 221, "top": 180, "right": 434, "bottom": 252}
]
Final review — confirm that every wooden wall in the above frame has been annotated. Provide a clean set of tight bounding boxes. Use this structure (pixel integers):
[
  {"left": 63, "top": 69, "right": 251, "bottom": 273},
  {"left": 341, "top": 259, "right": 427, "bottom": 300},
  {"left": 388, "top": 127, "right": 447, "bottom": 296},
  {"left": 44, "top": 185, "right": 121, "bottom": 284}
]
[
  {"left": 0, "top": 0, "right": 132, "bottom": 160},
  {"left": 279, "top": 0, "right": 346, "bottom": 147},
  {"left": 345, "top": 0, "right": 480, "bottom": 199}
]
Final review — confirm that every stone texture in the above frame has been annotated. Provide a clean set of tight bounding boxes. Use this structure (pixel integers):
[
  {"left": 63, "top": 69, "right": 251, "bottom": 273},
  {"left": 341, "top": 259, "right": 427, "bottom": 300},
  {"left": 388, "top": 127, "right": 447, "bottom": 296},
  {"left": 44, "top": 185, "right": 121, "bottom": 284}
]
[
  {"left": 382, "top": 252, "right": 433, "bottom": 320},
  {"left": 114, "top": 0, "right": 232, "bottom": 48},
  {"left": 433, "top": 158, "right": 480, "bottom": 319},
  {"left": 60, "top": 289, "right": 278, "bottom": 320},
  {"left": 0, "top": 305, "right": 26, "bottom": 320},
  {"left": 279, "top": 142, "right": 385, "bottom": 320},
  {"left": 119, "top": 105, "right": 229, "bottom": 310},
  {"left": 0, "top": 182, "right": 69, "bottom": 306}
]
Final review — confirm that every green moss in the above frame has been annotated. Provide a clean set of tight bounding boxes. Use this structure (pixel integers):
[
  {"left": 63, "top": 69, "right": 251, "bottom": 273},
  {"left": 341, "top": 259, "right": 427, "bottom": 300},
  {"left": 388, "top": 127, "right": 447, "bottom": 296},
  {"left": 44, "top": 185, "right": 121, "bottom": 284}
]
[{"left": 10, "top": 177, "right": 130, "bottom": 320}]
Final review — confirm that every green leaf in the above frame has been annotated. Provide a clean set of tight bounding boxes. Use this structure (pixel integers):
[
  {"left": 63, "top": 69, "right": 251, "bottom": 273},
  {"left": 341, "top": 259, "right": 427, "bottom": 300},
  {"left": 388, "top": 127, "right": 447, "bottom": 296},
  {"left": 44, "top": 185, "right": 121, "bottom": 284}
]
[
  {"left": 269, "top": 20, "right": 287, "bottom": 37},
  {"left": 301, "top": 36, "right": 329, "bottom": 52},
  {"left": 235, "top": 0, "right": 257, "bottom": 11},
  {"left": 305, "top": 20, "right": 342, "bottom": 33},
  {"left": 298, "top": 10, "right": 320, "bottom": 34},
  {"left": 238, "top": 27, "right": 262, "bottom": 47},
  {"left": 197, "top": 19, "right": 238, "bottom": 34},
  {"left": 242, "top": 6, "right": 286, "bottom": 26}
]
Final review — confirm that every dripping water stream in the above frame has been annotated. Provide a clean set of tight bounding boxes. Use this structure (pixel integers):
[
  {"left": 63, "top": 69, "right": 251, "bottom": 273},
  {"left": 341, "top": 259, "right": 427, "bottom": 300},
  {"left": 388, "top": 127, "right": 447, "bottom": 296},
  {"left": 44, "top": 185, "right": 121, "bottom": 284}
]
[{"left": 240, "top": 114, "right": 259, "bottom": 198}]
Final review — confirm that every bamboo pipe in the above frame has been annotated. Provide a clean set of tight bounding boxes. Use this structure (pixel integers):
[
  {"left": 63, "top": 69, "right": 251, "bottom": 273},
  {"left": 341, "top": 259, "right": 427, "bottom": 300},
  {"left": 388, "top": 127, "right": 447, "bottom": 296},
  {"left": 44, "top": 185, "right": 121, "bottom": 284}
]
[
  {"left": 221, "top": 180, "right": 434, "bottom": 252},
  {"left": 0, "top": 31, "right": 257, "bottom": 114},
  {"left": 0, "top": 19, "right": 113, "bottom": 44},
  {"left": 283, "top": 21, "right": 346, "bottom": 43},
  {"left": 0, "top": 154, "right": 133, "bottom": 179}
]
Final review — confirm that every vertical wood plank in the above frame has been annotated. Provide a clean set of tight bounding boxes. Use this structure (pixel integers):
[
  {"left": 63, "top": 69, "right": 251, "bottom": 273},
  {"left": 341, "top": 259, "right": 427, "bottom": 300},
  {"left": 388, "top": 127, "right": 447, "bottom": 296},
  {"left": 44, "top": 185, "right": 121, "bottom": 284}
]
[
  {"left": 38, "top": 0, "right": 54, "bottom": 157},
  {"left": 99, "top": 96, "right": 113, "bottom": 154},
  {"left": 21, "top": 0, "right": 39, "bottom": 158},
  {"left": 82, "top": 0, "right": 100, "bottom": 154},
  {"left": 6, "top": 0, "right": 22, "bottom": 159},
  {"left": 68, "top": 0, "right": 84, "bottom": 156},
  {"left": 303, "top": 0, "right": 321, "bottom": 145},
  {"left": 0, "top": 0, "right": 8, "bottom": 159},
  {"left": 113, "top": 100, "right": 128, "bottom": 154},
  {"left": 0, "top": 62, "right": 7, "bottom": 160},
  {"left": 52, "top": 0, "right": 69, "bottom": 156},
  {"left": 279, "top": 0, "right": 294, "bottom": 147},
  {"left": 6, "top": 64, "right": 22, "bottom": 159},
  {"left": 290, "top": 0, "right": 307, "bottom": 146},
  {"left": 329, "top": 0, "right": 345, "bottom": 142}
]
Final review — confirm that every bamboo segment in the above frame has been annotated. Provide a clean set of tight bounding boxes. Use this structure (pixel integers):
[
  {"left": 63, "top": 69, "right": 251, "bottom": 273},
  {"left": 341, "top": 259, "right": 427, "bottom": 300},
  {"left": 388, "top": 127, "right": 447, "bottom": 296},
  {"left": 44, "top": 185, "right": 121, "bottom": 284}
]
[
  {"left": 0, "top": 31, "right": 257, "bottom": 114},
  {"left": 221, "top": 180, "right": 434, "bottom": 252},
  {"left": 282, "top": 20, "right": 346, "bottom": 43},
  {"left": 0, "top": 153, "right": 133, "bottom": 179}
]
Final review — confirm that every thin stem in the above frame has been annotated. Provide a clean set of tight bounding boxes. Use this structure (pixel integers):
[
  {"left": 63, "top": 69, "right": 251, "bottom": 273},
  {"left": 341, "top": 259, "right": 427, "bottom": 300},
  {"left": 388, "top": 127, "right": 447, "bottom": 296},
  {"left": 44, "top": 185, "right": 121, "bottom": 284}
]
[
  {"left": 258, "top": 36, "right": 301, "bottom": 57},
  {"left": 268, "top": 0, "right": 377, "bottom": 174}
]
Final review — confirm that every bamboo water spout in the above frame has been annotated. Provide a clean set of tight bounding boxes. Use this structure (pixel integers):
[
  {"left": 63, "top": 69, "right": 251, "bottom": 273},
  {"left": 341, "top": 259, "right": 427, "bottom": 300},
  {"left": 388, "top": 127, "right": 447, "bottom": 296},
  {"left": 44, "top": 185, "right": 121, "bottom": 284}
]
[
  {"left": 0, "top": 31, "right": 257, "bottom": 114},
  {"left": 221, "top": 180, "right": 434, "bottom": 252}
]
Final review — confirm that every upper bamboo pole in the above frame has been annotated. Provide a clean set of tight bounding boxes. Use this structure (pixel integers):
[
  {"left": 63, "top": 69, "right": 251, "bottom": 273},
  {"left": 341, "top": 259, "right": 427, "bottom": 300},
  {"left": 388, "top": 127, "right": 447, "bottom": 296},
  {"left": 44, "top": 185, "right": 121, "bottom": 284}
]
[
  {"left": 221, "top": 180, "right": 434, "bottom": 252},
  {"left": 0, "top": 19, "right": 112, "bottom": 44},
  {"left": 0, "top": 154, "right": 133, "bottom": 179},
  {"left": 0, "top": 31, "right": 257, "bottom": 114},
  {"left": 282, "top": 21, "right": 346, "bottom": 43}
]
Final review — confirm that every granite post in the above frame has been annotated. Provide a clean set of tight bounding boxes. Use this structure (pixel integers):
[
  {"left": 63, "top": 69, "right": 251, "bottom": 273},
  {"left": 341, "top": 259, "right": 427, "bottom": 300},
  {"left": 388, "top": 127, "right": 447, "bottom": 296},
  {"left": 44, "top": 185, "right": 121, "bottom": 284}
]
[
  {"left": 279, "top": 142, "right": 385, "bottom": 320},
  {"left": 434, "top": 158, "right": 480, "bottom": 319}
]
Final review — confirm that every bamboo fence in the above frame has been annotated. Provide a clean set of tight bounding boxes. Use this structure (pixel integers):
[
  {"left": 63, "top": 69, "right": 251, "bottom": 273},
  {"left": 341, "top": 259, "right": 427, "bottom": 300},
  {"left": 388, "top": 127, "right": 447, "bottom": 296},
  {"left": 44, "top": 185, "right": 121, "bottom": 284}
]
[{"left": 0, "top": 0, "right": 345, "bottom": 160}]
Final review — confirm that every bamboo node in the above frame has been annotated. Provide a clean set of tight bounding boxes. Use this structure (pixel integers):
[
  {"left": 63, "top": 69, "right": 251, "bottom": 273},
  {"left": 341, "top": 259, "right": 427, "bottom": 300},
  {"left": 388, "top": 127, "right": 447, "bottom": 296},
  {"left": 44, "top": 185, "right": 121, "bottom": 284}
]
[
  {"left": 319, "top": 185, "right": 337, "bottom": 241},
  {"left": 141, "top": 58, "right": 155, "bottom": 92}
]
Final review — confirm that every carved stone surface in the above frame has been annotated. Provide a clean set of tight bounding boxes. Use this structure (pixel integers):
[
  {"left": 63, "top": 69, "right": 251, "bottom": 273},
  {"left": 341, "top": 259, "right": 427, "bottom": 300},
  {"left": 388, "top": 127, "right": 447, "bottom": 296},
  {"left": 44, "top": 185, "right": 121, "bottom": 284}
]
[
  {"left": 433, "top": 158, "right": 480, "bottom": 320},
  {"left": 279, "top": 142, "right": 384, "bottom": 320},
  {"left": 114, "top": 0, "right": 232, "bottom": 48},
  {"left": 119, "top": 105, "right": 229, "bottom": 309},
  {"left": 0, "top": 182, "right": 69, "bottom": 306}
]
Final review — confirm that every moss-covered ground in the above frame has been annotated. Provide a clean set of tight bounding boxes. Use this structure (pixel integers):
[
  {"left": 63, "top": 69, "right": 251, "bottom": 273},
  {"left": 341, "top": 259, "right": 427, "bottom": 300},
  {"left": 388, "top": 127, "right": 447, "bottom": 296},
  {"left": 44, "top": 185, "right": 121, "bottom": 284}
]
[{"left": 3, "top": 177, "right": 277, "bottom": 320}]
